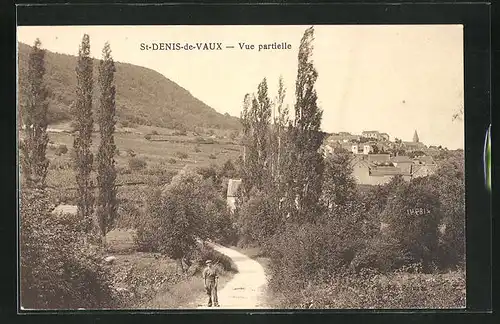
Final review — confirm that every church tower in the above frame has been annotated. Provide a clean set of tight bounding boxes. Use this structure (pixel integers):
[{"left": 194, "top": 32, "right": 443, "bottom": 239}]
[{"left": 413, "top": 130, "right": 420, "bottom": 143}]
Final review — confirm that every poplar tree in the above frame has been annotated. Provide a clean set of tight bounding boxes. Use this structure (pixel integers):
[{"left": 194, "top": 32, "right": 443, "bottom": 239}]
[
  {"left": 73, "top": 34, "right": 95, "bottom": 231},
  {"left": 20, "top": 39, "right": 49, "bottom": 188},
  {"left": 240, "top": 79, "right": 272, "bottom": 196},
  {"left": 289, "top": 26, "right": 325, "bottom": 224},
  {"left": 96, "top": 42, "right": 117, "bottom": 246}
]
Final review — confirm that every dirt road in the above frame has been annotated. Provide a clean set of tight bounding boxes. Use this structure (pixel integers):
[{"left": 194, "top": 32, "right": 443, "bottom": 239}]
[{"left": 196, "top": 243, "right": 268, "bottom": 309}]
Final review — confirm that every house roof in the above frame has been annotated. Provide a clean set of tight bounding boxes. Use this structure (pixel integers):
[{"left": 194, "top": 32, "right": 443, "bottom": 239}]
[
  {"left": 367, "top": 154, "right": 391, "bottom": 162},
  {"left": 370, "top": 167, "right": 411, "bottom": 177},
  {"left": 415, "top": 156, "right": 436, "bottom": 165},
  {"left": 391, "top": 156, "right": 412, "bottom": 163},
  {"left": 227, "top": 179, "right": 242, "bottom": 197}
]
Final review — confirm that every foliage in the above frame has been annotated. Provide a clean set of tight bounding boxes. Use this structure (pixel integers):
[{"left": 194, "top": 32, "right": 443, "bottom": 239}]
[
  {"left": 128, "top": 157, "right": 147, "bottom": 171},
  {"left": 286, "top": 26, "right": 325, "bottom": 224},
  {"left": 55, "top": 144, "right": 68, "bottom": 156},
  {"left": 430, "top": 151, "right": 465, "bottom": 267},
  {"left": 144, "top": 134, "right": 152, "bottom": 141},
  {"left": 272, "top": 268, "right": 465, "bottom": 309},
  {"left": 321, "top": 152, "right": 357, "bottom": 212},
  {"left": 236, "top": 189, "right": 282, "bottom": 246},
  {"left": 175, "top": 151, "right": 188, "bottom": 159},
  {"left": 72, "top": 34, "right": 95, "bottom": 231},
  {"left": 380, "top": 180, "right": 442, "bottom": 272},
  {"left": 208, "top": 154, "right": 216, "bottom": 160},
  {"left": 135, "top": 170, "right": 235, "bottom": 273},
  {"left": 19, "top": 38, "right": 50, "bottom": 188},
  {"left": 96, "top": 42, "right": 118, "bottom": 245},
  {"left": 20, "top": 189, "right": 117, "bottom": 309}
]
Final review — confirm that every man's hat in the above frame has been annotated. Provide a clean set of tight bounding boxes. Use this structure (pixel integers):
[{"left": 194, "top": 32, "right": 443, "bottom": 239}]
[{"left": 206, "top": 260, "right": 212, "bottom": 264}]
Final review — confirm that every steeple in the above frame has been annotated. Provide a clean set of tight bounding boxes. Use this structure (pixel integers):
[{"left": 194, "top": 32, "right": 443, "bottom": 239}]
[{"left": 413, "top": 130, "right": 419, "bottom": 143}]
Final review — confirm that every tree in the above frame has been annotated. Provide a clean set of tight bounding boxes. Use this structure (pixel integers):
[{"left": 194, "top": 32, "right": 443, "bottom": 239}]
[
  {"left": 322, "top": 152, "right": 357, "bottom": 213},
  {"left": 20, "top": 39, "right": 49, "bottom": 188},
  {"left": 141, "top": 171, "right": 227, "bottom": 274},
  {"left": 288, "top": 26, "right": 325, "bottom": 224},
  {"left": 270, "top": 76, "right": 290, "bottom": 191},
  {"left": 431, "top": 151, "right": 465, "bottom": 267},
  {"left": 380, "top": 180, "right": 442, "bottom": 272},
  {"left": 73, "top": 34, "right": 95, "bottom": 232},
  {"left": 96, "top": 42, "right": 117, "bottom": 246},
  {"left": 240, "top": 79, "right": 272, "bottom": 196}
]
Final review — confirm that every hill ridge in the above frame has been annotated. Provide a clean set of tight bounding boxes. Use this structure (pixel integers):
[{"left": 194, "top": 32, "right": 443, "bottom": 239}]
[{"left": 17, "top": 42, "right": 241, "bottom": 131}]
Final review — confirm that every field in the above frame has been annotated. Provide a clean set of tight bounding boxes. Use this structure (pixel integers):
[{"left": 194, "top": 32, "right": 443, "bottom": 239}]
[{"left": 44, "top": 122, "right": 242, "bottom": 208}]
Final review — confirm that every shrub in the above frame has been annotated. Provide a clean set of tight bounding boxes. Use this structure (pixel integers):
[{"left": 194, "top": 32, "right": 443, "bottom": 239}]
[
  {"left": 194, "top": 146, "right": 202, "bottom": 153},
  {"left": 208, "top": 154, "right": 216, "bottom": 160},
  {"left": 126, "top": 149, "right": 136, "bottom": 157},
  {"left": 175, "top": 151, "right": 188, "bottom": 160},
  {"left": 380, "top": 180, "right": 442, "bottom": 272},
  {"left": 54, "top": 144, "right": 68, "bottom": 156},
  {"left": 168, "top": 158, "right": 177, "bottom": 164},
  {"left": 128, "top": 157, "right": 147, "bottom": 171},
  {"left": 144, "top": 134, "right": 152, "bottom": 141},
  {"left": 20, "top": 189, "right": 117, "bottom": 309},
  {"left": 272, "top": 269, "right": 465, "bottom": 309},
  {"left": 120, "top": 120, "right": 130, "bottom": 127},
  {"left": 135, "top": 171, "right": 235, "bottom": 273},
  {"left": 151, "top": 130, "right": 159, "bottom": 135}
]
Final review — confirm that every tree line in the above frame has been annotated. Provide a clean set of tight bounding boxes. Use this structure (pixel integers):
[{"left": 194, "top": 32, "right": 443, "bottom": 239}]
[
  {"left": 233, "top": 26, "right": 465, "bottom": 302},
  {"left": 19, "top": 35, "right": 119, "bottom": 308},
  {"left": 20, "top": 35, "right": 117, "bottom": 244}
]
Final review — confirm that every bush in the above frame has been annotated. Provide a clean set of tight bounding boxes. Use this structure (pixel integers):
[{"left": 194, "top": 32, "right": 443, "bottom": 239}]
[
  {"left": 128, "top": 157, "right": 147, "bottom": 171},
  {"left": 135, "top": 171, "right": 236, "bottom": 272},
  {"left": 208, "top": 154, "right": 217, "bottom": 160},
  {"left": 175, "top": 151, "right": 188, "bottom": 160},
  {"left": 194, "top": 146, "right": 202, "bottom": 153},
  {"left": 20, "top": 189, "right": 117, "bottom": 309},
  {"left": 168, "top": 158, "right": 177, "bottom": 164},
  {"left": 144, "top": 134, "right": 152, "bottom": 141},
  {"left": 126, "top": 149, "right": 136, "bottom": 157},
  {"left": 151, "top": 130, "right": 159, "bottom": 135},
  {"left": 272, "top": 269, "right": 465, "bottom": 309},
  {"left": 54, "top": 144, "right": 68, "bottom": 156}
]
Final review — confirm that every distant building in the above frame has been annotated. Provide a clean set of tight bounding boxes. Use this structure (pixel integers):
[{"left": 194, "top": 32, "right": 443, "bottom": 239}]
[
  {"left": 413, "top": 130, "right": 420, "bottom": 143},
  {"left": 380, "top": 133, "right": 390, "bottom": 141},
  {"left": 226, "top": 179, "right": 242, "bottom": 212},
  {"left": 351, "top": 144, "right": 373, "bottom": 155},
  {"left": 350, "top": 154, "right": 437, "bottom": 185}
]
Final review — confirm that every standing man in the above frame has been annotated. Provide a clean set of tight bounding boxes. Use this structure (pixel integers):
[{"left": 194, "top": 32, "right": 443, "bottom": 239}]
[{"left": 203, "top": 260, "right": 219, "bottom": 307}]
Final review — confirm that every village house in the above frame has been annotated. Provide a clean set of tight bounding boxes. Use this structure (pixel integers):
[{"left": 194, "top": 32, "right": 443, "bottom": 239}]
[{"left": 351, "top": 154, "right": 437, "bottom": 185}]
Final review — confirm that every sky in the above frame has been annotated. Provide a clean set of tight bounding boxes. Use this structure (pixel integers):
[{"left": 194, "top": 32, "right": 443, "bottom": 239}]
[{"left": 17, "top": 25, "right": 464, "bottom": 149}]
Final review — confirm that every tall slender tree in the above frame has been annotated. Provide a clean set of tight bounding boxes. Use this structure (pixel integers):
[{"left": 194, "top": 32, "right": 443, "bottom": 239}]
[
  {"left": 272, "top": 76, "right": 289, "bottom": 186},
  {"left": 20, "top": 39, "right": 49, "bottom": 188},
  {"left": 73, "top": 34, "right": 95, "bottom": 231},
  {"left": 289, "top": 26, "right": 325, "bottom": 224},
  {"left": 96, "top": 42, "right": 117, "bottom": 246},
  {"left": 239, "top": 78, "right": 273, "bottom": 197}
]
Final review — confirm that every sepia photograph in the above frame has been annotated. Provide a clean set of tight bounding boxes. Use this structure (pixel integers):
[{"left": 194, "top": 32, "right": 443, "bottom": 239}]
[{"left": 17, "top": 24, "right": 465, "bottom": 310}]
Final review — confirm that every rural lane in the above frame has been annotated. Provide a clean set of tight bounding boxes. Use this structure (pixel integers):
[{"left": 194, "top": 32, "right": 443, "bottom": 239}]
[{"left": 195, "top": 242, "right": 268, "bottom": 309}]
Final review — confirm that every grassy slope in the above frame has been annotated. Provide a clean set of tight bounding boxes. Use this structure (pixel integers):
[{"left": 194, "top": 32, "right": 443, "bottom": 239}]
[{"left": 18, "top": 42, "right": 241, "bottom": 131}]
